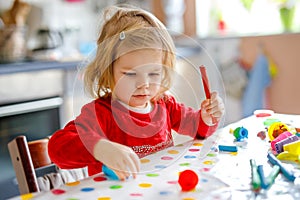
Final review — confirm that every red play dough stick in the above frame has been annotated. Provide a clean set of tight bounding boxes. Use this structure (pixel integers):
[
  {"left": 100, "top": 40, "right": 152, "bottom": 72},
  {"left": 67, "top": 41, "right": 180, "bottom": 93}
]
[
  {"left": 199, "top": 65, "right": 217, "bottom": 124},
  {"left": 199, "top": 65, "right": 211, "bottom": 99}
]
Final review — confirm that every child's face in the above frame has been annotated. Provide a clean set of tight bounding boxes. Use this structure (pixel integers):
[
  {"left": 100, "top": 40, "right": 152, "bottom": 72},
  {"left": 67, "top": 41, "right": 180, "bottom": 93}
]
[{"left": 113, "top": 49, "right": 163, "bottom": 108}]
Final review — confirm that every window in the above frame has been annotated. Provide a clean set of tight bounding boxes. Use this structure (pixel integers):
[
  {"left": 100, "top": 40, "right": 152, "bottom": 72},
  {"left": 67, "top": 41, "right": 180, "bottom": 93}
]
[{"left": 196, "top": 0, "right": 300, "bottom": 37}]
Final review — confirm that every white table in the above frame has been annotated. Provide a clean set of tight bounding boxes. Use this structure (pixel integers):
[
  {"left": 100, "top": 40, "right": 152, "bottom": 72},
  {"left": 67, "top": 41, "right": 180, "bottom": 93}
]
[{"left": 10, "top": 113, "right": 300, "bottom": 200}]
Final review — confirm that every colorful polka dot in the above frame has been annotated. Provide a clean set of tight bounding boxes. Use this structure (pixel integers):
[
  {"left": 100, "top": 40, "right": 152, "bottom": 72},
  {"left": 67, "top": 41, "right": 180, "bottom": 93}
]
[
  {"left": 201, "top": 178, "right": 208, "bottom": 183},
  {"left": 207, "top": 153, "right": 217, "bottom": 157},
  {"left": 97, "top": 197, "right": 111, "bottom": 200},
  {"left": 139, "top": 183, "right": 152, "bottom": 188},
  {"left": 15, "top": 140, "right": 222, "bottom": 199},
  {"left": 161, "top": 156, "right": 173, "bottom": 160},
  {"left": 52, "top": 189, "right": 66, "bottom": 195},
  {"left": 184, "top": 155, "right": 196, "bottom": 159},
  {"left": 193, "top": 142, "right": 203, "bottom": 146},
  {"left": 179, "top": 162, "right": 191, "bottom": 166},
  {"left": 81, "top": 187, "right": 95, "bottom": 192},
  {"left": 65, "top": 181, "right": 80, "bottom": 186},
  {"left": 94, "top": 176, "right": 107, "bottom": 182},
  {"left": 188, "top": 148, "right": 200, "bottom": 152},
  {"left": 159, "top": 190, "right": 173, "bottom": 196},
  {"left": 195, "top": 188, "right": 203, "bottom": 193},
  {"left": 167, "top": 180, "right": 178, "bottom": 184},
  {"left": 20, "top": 193, "right": 33, "bottom": 200},
  {"left": 109, "top": 185, "right": 122, "bottom": 189},
  {"left": 203, "top": 160, "right": 214, "bottom": 165},
  {"left": 168, "top": 150, "right": 179, "bottom": 154},
  {"left": 130, "top": 193, "right": 143, "bottom": 197},
  {"left": 146, "top": 173, "right": 159, "bottom": 177},
  {"left": 200, "top": 167, "right": 210, "bottom": 172},
  {"left": 140, "top": 158, "right": 150, "bottom": 164},
  {"left": 175, "top": 144, "right": 184, "bottom": 147},
  {"left": 154, "top": 165, "right": 167, "bottom": 169}
]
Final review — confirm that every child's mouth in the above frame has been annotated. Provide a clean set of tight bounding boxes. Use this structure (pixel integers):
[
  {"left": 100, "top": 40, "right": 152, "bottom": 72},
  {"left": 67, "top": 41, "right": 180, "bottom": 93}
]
[{"left": 132, "top": 94, "right": 149, "bottom": 99}]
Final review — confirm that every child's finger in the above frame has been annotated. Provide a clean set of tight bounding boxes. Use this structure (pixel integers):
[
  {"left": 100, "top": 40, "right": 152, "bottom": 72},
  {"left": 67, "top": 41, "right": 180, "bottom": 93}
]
[
  {"left": 132, "top": 153, "right": 140, "bottom": 177},
  {"left": 210, "top": 91, "right": 218, "bottom": 99},
  {"left": 115, "top": 170, "right": 127, "bottom": 181},
  {"left": 210, "top": 102, "right": 225, "bottom": 117},
  {"left": 127, "top": 153, "right": 140, "bottom": 178}
]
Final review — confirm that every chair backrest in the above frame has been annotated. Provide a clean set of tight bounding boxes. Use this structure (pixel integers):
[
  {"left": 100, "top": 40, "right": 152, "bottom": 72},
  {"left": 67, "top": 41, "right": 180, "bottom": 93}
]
[{"left": 7, "top": 135, "right": 55, "bottom": 195}]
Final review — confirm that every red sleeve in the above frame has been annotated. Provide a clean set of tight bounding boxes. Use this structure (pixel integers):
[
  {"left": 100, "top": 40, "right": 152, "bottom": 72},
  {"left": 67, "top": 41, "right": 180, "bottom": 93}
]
[
  {"left": 48, "top": 121, "right": 103, "bottom": 175},
  {"left": 196, "top": 114, "right": 218, "bottom": 138},
  {"left": 164, "top": 95, "right": 218, "bottom": 138},
  {"left": 48, "top": 99, "right": 110, "bottom": 175}
]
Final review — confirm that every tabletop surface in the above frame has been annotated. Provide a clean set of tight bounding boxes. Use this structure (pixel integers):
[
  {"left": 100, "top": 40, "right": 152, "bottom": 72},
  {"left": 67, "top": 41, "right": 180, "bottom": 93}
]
[{"left": 10, "top": 113, "right": 300, "bottom": 200}]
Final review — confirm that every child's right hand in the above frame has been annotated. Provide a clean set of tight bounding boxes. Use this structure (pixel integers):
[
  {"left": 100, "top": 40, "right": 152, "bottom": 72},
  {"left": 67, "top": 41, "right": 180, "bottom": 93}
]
[{"left": 93, "top": 139, "right": 140, "bottom": 180}]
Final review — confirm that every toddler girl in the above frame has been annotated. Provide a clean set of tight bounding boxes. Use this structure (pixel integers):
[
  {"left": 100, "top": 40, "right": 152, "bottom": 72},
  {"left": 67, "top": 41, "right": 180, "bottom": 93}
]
[{"left": 48, "top": 5, "right": 225, "bottom": 180}]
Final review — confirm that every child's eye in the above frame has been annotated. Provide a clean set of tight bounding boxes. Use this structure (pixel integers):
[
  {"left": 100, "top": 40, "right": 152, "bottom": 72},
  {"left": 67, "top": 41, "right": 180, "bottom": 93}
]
[
  {"left": 149, "top": 72, "right": 161, "bottom": 76},
  {"left": 123, "top": 72, "right": 136, "bottom": 76}
]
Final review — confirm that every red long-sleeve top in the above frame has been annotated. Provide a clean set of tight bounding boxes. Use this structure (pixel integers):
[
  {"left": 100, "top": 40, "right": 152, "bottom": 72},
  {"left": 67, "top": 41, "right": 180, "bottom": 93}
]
[{"left": 48, "top": 95, "right": 218, "bottom": 176}]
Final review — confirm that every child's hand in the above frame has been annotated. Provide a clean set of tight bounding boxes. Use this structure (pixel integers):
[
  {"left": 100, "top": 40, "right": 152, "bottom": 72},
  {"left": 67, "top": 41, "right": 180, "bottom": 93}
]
[
  {"left": 93, "top": 139, "right": 140, "bottom": 181},
  {"left": 200, "top": 91, "right": 225, "bottom": 126}
]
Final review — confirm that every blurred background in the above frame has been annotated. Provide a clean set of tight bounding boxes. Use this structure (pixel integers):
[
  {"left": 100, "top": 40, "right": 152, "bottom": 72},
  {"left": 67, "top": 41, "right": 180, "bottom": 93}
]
[{"left": 0, "top": 0, "right": 300, "bottom": 199}]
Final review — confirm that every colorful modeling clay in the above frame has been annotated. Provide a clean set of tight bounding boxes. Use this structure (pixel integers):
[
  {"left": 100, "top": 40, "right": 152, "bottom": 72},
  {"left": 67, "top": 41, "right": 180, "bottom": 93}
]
[
  {"left": 257, "top": 131, "right": 266, "bottom": 140},
  {"left": 277, "top": 151, "right": 299, "bottom": 162},
  {"left": 268, "top": 122, "right": 290, "bottom": 141},
  {"left": 257, "top": 165, "right": 268, "bottom": 189},
  {"left": 233, "top": 127, "right": 248, "bottom": 141},
  {"left": 270, "top": 131, "right": 292, "bottom": 151},
  {"left": 275, "top": 135, "right": 299, "bottom": 154},
  {"left": 178, "top": 169, "right": 199, "bottom": 191},
  {"left": 218, "top": 145, "right": 238, "bottom": 152},
  {"left": 265, "top": 165, "right": 280, "bottom": 189},
  {"left": 254, "top": 109, "right": 274, "bottom": 117},
  {"left": 283, "top": 140, "right": 300, "bottom": 155},
  {"left": 102, "top": 165, "right": 119, "bottom": 180},
  {"left": 256, "top": 161, "right": 280, "bottom": 190},
  {"left": 250, "top": 159, "right": 261, "bottom": 191},
  {"left": 267, "top": 152, "right": 296, "bottom": 182},
  {"left": 263, "top": 118, "right": 280, "bottom": 127}
]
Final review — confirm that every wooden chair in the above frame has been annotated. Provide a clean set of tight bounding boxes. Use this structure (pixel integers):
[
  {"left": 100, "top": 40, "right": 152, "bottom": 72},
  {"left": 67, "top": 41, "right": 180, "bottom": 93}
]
[
  {"left": 8, "top": 135, "right": 89, "bottom": 195},
  {"left": 7, "top": 135, "right": 56, "bottom": 195}
]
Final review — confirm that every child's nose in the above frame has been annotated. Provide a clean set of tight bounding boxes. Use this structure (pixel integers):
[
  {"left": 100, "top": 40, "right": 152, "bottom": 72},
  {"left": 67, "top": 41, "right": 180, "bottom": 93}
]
[{"left": 136, "top": 75, "right": 149, "bottom": 88}]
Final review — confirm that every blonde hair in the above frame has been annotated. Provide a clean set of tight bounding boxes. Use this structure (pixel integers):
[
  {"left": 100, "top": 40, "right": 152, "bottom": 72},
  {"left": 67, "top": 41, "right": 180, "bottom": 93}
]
[{"left": 84, "top": 5, "right": 176, "bottom": 100}]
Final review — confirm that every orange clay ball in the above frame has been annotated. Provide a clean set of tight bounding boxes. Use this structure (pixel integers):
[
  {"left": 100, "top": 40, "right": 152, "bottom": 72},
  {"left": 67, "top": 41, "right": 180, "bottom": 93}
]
[{"left": 178, "top": 169, "right": 199, "bottom": 191}]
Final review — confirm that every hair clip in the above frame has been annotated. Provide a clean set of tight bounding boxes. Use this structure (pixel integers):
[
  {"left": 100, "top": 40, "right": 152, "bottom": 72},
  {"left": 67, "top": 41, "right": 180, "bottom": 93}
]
[{"left": 119, "top": 31, "right": 125, "bottom": 41}]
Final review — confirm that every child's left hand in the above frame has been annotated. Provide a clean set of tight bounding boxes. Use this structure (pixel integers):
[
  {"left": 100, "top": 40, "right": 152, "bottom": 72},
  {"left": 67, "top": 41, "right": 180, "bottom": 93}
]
[{"left": 200, "top": 91, "right": 225, "bottom": 126}]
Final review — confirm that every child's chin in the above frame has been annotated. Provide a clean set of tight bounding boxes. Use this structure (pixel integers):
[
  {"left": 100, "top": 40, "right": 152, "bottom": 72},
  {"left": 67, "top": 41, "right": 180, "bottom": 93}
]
[{"left": 130, "top": 101, "right": 148, "bottom": 108}]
